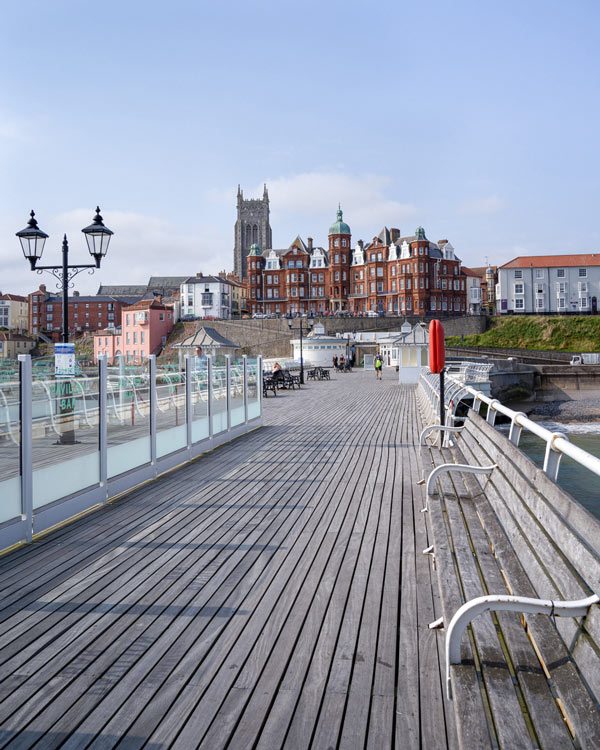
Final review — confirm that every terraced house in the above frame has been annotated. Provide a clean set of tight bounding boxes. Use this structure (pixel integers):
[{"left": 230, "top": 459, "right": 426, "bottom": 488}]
[
  {"left": 497, "top": 254, "right": 600, "bottom": 314},
  {"left": 244, "top": 208, "right": 468, "bottom": 317}
]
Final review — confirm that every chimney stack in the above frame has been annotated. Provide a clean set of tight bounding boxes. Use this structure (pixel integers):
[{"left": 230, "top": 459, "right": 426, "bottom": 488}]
[
  {"left": 196, "top": 271, "right": 202, "bottom": 277},
  {"left": 307, "top": 237, "right": 313, "bottom": 250}
]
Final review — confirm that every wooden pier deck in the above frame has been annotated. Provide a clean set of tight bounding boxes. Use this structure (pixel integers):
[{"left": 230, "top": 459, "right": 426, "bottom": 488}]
[{"left": 0, "top": 369, "right": 454, "bottom": 749}]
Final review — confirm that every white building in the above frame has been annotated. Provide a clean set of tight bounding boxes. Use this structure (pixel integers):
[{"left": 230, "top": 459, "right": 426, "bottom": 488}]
[
  {"left": 0, "top": 294, "right": 28, "bottom": 332},
  {"left": 291, "top": 324, "right": 351, "bottom": 367},
  {"left": 378, "top": 321, "right": 429, "bottom": 383},
  {"left": 180, "top": 274, "right": 233, "bottom": 319},
  {"left": 497, "top": 255, "right": 600, "bottom": 314},
  {"left": 462, "top": 267, "right": 482, "bottom": 315}
]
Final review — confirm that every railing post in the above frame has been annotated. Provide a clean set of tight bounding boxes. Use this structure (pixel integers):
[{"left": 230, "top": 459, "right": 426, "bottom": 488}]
[
  {"left": 149, "top": 355, "right": 157, "bottom": 466},
  {"left": 18, "top": 354, "right": 33, "bottom": 542},
  {"left": 226, "top": 355, "right": 231, "bottom": 431},
  {"left": 99, "top": 356, "right": 108, "bottom": 499},
  {"left": 486, "top": 399, "right": 499, "bottom": 426},
  {"left": 258, "top": 355, "right": 263, "bottom": 416},
  {"left": 207, "top": 355, "right": 213, "bottom": 439},
  {"left": 543, "top": 432, "right": 567, "bottom": 481},
  {"left": 185, "top": 356, "right": 192, "bottom": 449},
  {"left": 243, "top": 355, "right": 248, "bottom": 424}
]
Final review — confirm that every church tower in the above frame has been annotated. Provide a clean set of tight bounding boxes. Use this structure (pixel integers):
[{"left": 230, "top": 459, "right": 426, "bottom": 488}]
[{"left": 233, "top": 184, "right": 273, "bottom": 279}]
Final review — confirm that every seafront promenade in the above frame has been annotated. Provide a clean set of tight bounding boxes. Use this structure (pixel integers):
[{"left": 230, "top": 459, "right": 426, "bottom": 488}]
[{"left": 0, "top": 369, "right": 453, "bottom": 749}]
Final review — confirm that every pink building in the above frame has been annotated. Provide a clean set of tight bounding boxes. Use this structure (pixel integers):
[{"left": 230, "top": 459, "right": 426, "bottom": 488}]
[{"left": 93, "top": 299, "right": 174, "bottom": 364}]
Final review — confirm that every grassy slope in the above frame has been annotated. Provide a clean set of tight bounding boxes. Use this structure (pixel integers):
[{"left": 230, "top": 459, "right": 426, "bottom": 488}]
[{"left": 446, "top": 316, "right": 600, "bottom": 352}]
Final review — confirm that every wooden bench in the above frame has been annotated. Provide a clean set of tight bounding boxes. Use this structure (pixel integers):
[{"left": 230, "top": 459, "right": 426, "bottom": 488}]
[
  {"left": 420, "top": 408, "right": 600, "bottom": 749},
  {"left": 262, "top": 375, "right": 277, "bottom": 397},
  {"left": 282, "top": 371, "right": 301, "bottom": 390}
]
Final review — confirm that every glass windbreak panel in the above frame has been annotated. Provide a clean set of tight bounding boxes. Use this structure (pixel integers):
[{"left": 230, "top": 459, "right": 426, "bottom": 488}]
[
  {"left": 32, "top": 367, "right": 100, "bottom": 508},
  {"left": 230, "top": 359, "right": 245, "bottom": 427},
  {"left": 211, "top": 359, "right": 228, "bottom": 434},
  {"left": 156, "top": 367, "right": 187, "bottom": 458},
  {"left": 191, "top": 357, "right": 209, "bottom": 443},
  {"left": 0, "top": 366, "right": 21, "bottom": 522},
  {"left": 246, "top": 358, "right": 261, "bottom": 420},
  {"left": 107, "top": 357, "right": 151, "bottom": 478}
]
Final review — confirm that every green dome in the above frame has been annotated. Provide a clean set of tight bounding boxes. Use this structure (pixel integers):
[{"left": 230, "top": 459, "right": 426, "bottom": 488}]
[
  {"left": 415, "top": 226, "right": 426, "bottom": 240},
  {"left": 328, "top": 206, "right": 351, "bottom": 236},
  {"left": 248, "top": 243, "right": 262, "bottom": 256}
]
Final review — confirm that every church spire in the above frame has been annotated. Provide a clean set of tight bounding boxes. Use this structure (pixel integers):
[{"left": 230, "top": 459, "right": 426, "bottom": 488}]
[{"left": 263, "top": 183, "right": 269, "bottom": 201}]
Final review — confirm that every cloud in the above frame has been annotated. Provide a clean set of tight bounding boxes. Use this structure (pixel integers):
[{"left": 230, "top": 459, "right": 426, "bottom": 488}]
[
  {"left": 255, "top": 171, "right": 416, "bottom": 244},
  {"left": 459, "top": 195, "right": 504, "bottom": 216}
]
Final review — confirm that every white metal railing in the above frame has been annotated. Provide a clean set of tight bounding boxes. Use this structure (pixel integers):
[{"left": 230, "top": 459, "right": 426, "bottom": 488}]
[{"left": 419, "top": 368, "right": 600, "bottom": 482}]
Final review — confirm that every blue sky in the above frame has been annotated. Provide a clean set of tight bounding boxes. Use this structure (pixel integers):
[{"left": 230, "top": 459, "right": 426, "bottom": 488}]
[{"left": 1, "top": 0, "right": 600, "bottom": 294}]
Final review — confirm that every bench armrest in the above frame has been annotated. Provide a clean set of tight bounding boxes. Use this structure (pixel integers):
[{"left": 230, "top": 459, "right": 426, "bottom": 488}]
[{"left": 445, "top": 593, "right": 599, "bottom": 700}]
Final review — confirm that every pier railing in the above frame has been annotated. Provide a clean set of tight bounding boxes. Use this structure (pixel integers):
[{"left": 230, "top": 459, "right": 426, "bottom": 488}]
[
  {"left": 419, "top": 367, "right": 600, "bottom": 483},
  {"left": 0, "top": 354, "right": 262, "bottom": 552}
]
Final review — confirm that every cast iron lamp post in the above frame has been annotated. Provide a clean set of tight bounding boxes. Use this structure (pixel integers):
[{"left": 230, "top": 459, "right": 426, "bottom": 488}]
[
  {"left": 288, "top": 318, "right": 313, "bottom": 384},
  {"left": 16, "top": 207, "right": 113, "bottom": 343}
]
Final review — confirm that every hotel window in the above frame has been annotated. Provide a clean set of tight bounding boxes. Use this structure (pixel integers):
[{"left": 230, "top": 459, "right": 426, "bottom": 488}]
[
  {"left": 334, "top": 272, "right": 340, "bottom": 281},
  {"left": 514, "top": 269, "right": 523, "bottom": 279},
  {"left": 557, "top": 297, "right": 566, "bottom": 308},
  {"left": 334, "top": 239, "right": 339, "bottom": 247},
  {"left": 141, "top": 331, "right": 145, "bottom": 344},
  {"left": 535, "top": 283, "right": 544, "bottom": 294},
  {"left": 557, "top": 269, "right": 565, "bottom": 278},
  {"left": 536, "top": 298, "right": 544, "bottom": 309},
  {"left": 296, "top": 260, "right": 303, "bottom": 268},
  {"left": 291, "top": 288, "right": 297, "bottom": 297},
  {"left": 319, "top": 273, "right": 324, "bottom": 283},
  {"left": 514, "top": 283, "right": 524, "bottom": 294},
  {"left": 581, "top": 297, "right": 589, "bottom": 308},
  {"left": 274, "top": 290, "right": 279, "bottom": 298},
  {"left": 579, "top": 268, "right": 587, "bottom": 277},
  {"left": 377, "top": 282, "right": 384, "bottom": 293},
  {"left": 420, "top": 278, "right": 424, "bottom": 288},
  {"left": 535, "top": 269, "right": 543, "bottom": 278}
]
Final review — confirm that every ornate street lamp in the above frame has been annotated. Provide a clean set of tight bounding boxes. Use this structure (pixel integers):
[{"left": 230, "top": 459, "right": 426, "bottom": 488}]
[{"left": 17, "top": 207, "right": 113, "bottom": 343}]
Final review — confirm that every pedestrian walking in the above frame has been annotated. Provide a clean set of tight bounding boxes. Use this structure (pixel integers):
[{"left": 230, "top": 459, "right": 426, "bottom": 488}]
[
  {"left": 374, "top": 353, "right": 383, "bottom": 380},
  {"left": 333, "top": 355, "right": 338, "bottom": 369}
]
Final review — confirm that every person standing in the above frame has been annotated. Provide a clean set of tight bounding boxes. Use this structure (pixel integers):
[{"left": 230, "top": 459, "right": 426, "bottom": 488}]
[{"left": 374, "top": 352, "right": 383, "bottom": 380}]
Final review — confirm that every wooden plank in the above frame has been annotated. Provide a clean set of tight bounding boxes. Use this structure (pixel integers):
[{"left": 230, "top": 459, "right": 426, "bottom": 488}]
[{"left": 0, "top": 373, "right": 452, "bottom": 749}]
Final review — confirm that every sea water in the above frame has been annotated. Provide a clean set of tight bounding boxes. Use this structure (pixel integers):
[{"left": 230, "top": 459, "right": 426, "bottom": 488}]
[{"left": 512, "top": 422, "right": 600, "bottom": 520}]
